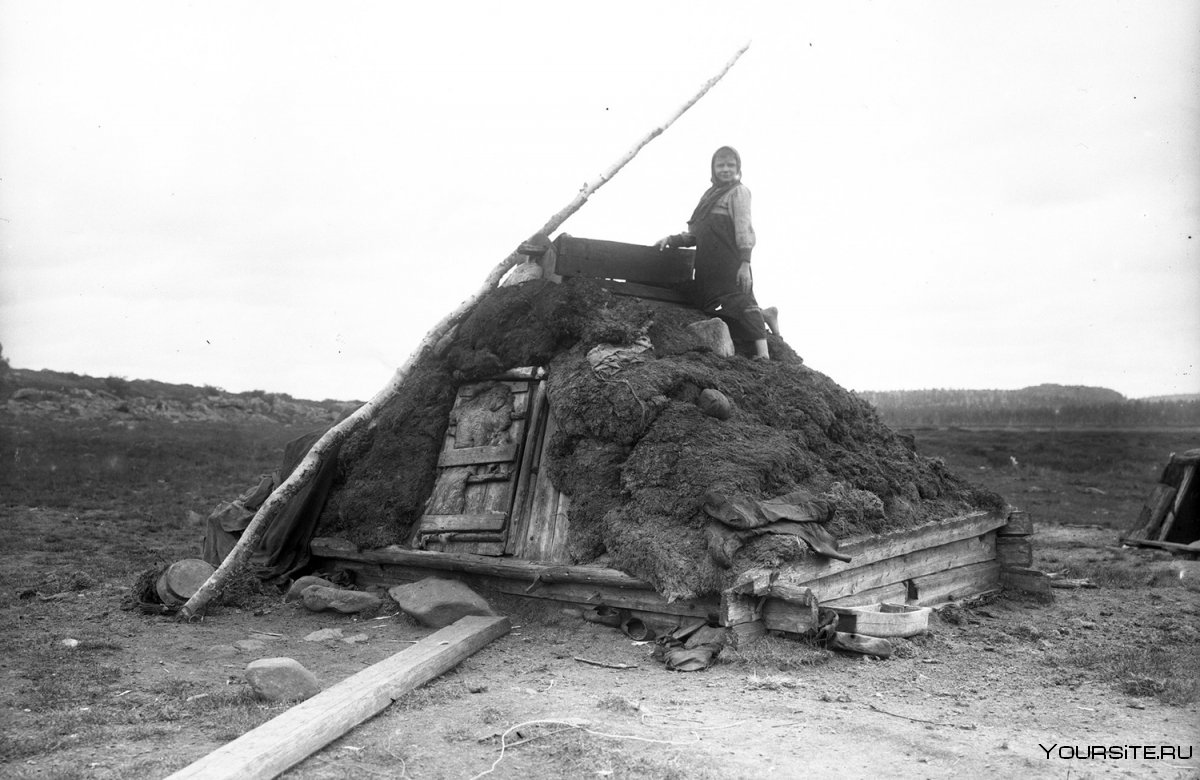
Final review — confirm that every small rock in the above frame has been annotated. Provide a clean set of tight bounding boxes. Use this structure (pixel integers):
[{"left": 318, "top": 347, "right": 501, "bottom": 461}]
[
  {"left": 207, "top": 644, "right": 238, "bottom": 658},
  {"left": 285, "top": 576, "right": 339, "bottom": 603},
  {"left": 244, "top": 658, "right": 320, "bottom": 703},
  {"left": 341, "top": 633, "right": 369, "bottom": 645},
  {"left": 304, "top": 628, "right": 344, "bottom": 642},
  {"left": 234, "top": 639, "right": 268, "bottom": 654},
  {"left": 388, "top": 578, "right": 497, "bottom": 628},
  {"left": 61, "top": 638, "right": 80, "bottom": 649},
  {"left": 697, "top": 389, "right": 733, "bottom": 420},
  {"left": 685, "top": 318, "right": 734, "bottom": 357},
  {"left": 302, "top": 586, "right": 382, "bottom": 614}
]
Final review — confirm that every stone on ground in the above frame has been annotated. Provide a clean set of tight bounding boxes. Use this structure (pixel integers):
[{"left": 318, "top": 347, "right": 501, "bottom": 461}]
[
  {"left": 244, "top": 657, "right": 320, "bottom": 703},
  {"left": 387, "top": 577, "right": 497, "bottom": 627},
  {"left": 301, "top": 586, "right": 382, "bottom": 614},
  {"left": 285, "top": 575, "right": 338, "bottom": 602},
  {"left": 304, "top": 628, "right": 344, "bottom": 642}
]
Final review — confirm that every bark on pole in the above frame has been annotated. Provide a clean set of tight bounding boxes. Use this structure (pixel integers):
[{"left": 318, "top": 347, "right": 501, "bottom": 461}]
[{"left": 177, "top": 41, "right": 751, "bottom": 621}]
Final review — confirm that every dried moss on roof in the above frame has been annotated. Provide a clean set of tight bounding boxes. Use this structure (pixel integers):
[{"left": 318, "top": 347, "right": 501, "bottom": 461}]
[{"left": 315, "top": 279, "right": 1004, "bottom": 600}]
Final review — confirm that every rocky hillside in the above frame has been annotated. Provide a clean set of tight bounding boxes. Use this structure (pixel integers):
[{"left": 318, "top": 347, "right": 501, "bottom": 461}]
[{"left": 2, "top": 367, "right": 359, "bottom": 426}]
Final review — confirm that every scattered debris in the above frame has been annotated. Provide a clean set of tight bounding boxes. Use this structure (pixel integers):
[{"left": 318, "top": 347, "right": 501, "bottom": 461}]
[
  {"left": 233, "top": 639, "right": 267, "bottom": 654},
  {"left": 304, "top": 628, "right": 344, "bottom": 642},
  {"left": 573, "top": 657, "right": 639, "bottom": 670},
  {"left": 829, "top": 632, "right": 893, "bottom": 659}
]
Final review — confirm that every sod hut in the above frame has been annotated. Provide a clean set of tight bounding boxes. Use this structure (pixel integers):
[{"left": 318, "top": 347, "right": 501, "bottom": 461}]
[{"left": 288, "top": 236, "right": 1023, "bottom": 635}]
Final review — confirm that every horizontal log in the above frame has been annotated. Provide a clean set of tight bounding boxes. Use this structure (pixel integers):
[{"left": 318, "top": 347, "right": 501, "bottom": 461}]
[
  {"left": 164, "top": 616, "right": 509, "bottom": 780},
  {"left": 324, "top": 558, "right": 718, "bottom": 621},
  {"left": 773, "top": 511, "right": 1006, "bottom": 584},
  {"left": 910, "top": 561, "right": 1001, "bottom": 605},
  {"left": 312, "top": 538, "right": 652, "bottom": 590},
  {"left": 822, "top": 582, "right": 911, "bottom": 608},
  {"left": 417, "top": 513, "right": 508, "bottom": 533},
  {"left": 438, "top": 444, "right": 519, "bottom": 468},
  {"left": 795, "top": 533, "right": 997, "bottom": 603}
]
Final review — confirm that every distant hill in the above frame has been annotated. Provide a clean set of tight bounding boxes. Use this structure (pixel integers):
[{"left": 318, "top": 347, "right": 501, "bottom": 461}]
[
  {"left": 1, "top": 367, "right": 360, "bottom": 426},
  {"left": 858, "top": 384, "right": 1200, "bottom": 428}
]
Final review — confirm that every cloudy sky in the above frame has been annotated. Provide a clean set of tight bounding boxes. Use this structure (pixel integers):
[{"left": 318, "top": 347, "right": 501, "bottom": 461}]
[{"left": 2, "top": 1, "right": 1197, "bottom": 401}]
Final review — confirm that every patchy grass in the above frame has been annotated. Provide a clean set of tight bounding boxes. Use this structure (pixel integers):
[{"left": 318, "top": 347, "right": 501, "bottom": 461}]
[
  {"left": 1063, "top": 643, "right": 1200, "bottom": 706},
  {"left": 723, "top": 634, "right": 833, "bottom": 671},
  {"left": 908, "top": 428, "right": 1196, "bottom": 528}
]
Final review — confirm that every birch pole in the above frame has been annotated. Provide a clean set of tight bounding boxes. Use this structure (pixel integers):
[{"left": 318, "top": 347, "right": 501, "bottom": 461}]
[{"left": 177, "top": 41, "right": 751, "bottom": 621}]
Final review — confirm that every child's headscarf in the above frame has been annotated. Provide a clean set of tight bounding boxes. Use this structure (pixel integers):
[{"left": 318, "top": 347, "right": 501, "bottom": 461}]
[{"left": 687, "top": 146, "right": 743, "bottom": 228}]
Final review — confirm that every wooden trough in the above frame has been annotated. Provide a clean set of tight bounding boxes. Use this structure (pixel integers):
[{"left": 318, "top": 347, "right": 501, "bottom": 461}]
[{"left": 312, "top": 237, "right": 1039, "bottom": 633}]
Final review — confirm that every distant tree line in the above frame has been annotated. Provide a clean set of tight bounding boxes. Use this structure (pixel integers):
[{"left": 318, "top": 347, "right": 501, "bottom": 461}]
[{"left": 858, "top": 385, "right": 1200, "bottom": 428}]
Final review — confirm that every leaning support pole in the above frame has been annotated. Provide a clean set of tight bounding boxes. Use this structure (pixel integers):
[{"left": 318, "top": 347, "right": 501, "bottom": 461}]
[
  {"left": 177, "top": 42, "right": 750, "bottom": 621},
  {"left": 164, "top": 615, "right": 511, "bottom": 780}
]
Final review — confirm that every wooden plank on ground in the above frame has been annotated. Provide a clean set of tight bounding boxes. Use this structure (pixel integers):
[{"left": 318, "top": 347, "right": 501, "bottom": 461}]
[
  {"left": 772, "top": 512, "right": 1006, "bottom": 584},
  {"left": 164, "top": 615, "right": 510, "bottom": 780}
]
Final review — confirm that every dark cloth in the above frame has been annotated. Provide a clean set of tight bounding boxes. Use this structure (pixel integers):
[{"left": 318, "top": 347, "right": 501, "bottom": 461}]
[
  {"left": 201, "top": 430, "right": 340, "bottom": 583},
  {"left": 688, "top": 212, "right": 767, "bottom": 341}
]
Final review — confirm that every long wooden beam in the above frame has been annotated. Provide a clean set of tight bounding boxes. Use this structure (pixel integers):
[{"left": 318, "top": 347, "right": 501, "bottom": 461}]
[
  {"left": 312, "top": 537, "right": 652, "bottom": 590},
  {"left": 164, "top": 615, "right": 510, "bottom": 780}
]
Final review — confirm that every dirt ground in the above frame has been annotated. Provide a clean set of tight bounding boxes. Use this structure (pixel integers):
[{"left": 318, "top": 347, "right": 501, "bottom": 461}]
[{"left": 1, "top": 421, "right": 1198, "bottom": 778}]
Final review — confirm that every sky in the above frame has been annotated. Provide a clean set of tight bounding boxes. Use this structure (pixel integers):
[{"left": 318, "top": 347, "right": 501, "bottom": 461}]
[{"left": 1, "top": 1, "right": 1197, "bottom": 401}]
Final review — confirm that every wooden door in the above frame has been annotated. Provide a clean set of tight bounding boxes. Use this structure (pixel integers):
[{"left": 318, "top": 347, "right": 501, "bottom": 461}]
[{"left": 415, "top": 374, "right": 535, "bottom": 555}]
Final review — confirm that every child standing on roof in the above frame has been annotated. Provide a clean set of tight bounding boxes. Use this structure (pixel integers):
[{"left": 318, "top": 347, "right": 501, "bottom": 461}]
[{"left": 656, "top": 145, "right": 772, "bottom": 361}]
